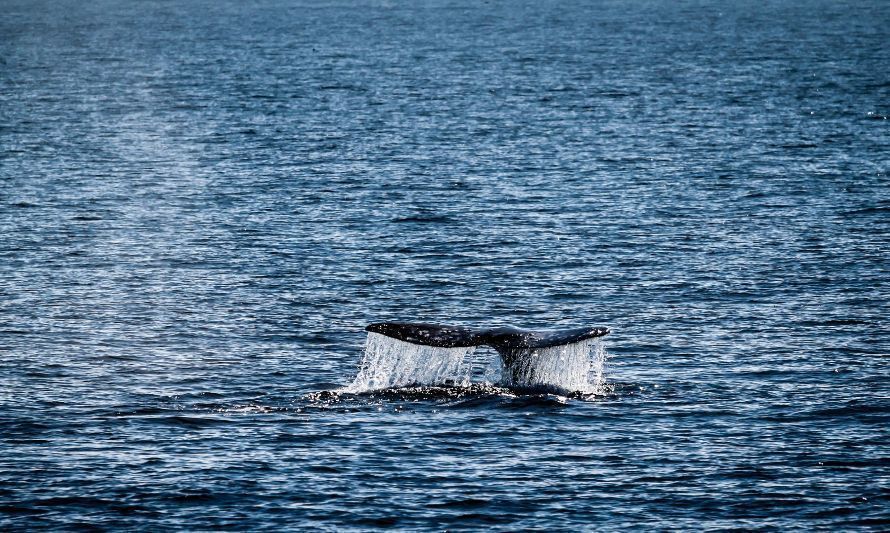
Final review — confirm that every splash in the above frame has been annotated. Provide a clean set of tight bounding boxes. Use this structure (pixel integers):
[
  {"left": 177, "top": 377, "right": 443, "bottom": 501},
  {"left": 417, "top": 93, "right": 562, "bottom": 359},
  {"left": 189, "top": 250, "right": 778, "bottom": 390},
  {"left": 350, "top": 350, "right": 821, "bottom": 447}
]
[
  {"left": 344, "top": 332, "right": 476, "bottom": 392},
  {"left": 587, "top": 340, "right": 608, "bottom": 394},
  {"left": 501, "top": 338, "right": 608, "bottom": 395},
  {"left": 345, "top": 333, "right": 608, "bottom": 395}
]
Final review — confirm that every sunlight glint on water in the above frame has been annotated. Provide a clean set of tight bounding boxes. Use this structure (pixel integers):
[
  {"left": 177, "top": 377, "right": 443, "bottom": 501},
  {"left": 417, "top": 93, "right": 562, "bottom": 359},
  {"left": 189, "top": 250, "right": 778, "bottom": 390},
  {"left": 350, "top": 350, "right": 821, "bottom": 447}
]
[{"left": 3, "top": 0, "right": 888, "bottom": 527}]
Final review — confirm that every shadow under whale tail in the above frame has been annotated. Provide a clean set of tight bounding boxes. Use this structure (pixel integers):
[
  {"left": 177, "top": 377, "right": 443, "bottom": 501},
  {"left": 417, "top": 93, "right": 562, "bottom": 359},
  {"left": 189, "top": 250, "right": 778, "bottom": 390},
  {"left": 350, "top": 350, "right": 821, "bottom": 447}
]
[{"left": 363, "top": 322, "right": 610, "bottom": 392}]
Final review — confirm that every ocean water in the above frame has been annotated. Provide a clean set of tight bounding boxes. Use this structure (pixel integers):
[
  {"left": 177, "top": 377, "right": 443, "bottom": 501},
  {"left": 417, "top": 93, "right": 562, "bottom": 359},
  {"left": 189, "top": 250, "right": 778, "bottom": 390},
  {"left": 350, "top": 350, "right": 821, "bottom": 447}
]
[{"left": 1, "top": 0, "right": 888, "bottom": 529}]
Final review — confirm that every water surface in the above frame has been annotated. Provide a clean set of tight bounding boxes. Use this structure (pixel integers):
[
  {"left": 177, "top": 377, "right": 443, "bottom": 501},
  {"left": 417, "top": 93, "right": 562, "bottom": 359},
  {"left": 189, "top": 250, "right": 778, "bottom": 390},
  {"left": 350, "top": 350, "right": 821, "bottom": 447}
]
[{"left": 1, "top": 0, "right": 888, "bottom": 529}]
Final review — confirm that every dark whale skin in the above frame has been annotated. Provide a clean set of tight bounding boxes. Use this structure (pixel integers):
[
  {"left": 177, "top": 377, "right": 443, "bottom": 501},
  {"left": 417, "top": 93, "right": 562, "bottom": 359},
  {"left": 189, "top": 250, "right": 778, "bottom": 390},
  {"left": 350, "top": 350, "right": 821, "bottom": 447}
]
[{"left": 365, "top": 322, "right": 610, "bottom": 351}]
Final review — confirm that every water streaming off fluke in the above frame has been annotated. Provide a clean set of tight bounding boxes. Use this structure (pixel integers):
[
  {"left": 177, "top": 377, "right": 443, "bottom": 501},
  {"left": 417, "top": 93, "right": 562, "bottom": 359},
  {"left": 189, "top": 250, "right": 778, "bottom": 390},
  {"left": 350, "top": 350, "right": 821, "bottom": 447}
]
[
  {"left": 346, "top": 332, "right": 608, "bottom": 395},
  {"left": 345, "top": 332, "right": 477, "bottom": 392},
  {"left": 500, "top": 338, "right": 608, "bottom": 395}
]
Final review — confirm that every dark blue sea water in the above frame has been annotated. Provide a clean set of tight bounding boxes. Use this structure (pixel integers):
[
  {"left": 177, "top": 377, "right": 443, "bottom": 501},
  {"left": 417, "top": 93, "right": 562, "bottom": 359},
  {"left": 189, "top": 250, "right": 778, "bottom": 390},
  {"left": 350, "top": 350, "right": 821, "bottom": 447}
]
[{"left": 2, "top": 0, "right": 889, "bottom": 529}]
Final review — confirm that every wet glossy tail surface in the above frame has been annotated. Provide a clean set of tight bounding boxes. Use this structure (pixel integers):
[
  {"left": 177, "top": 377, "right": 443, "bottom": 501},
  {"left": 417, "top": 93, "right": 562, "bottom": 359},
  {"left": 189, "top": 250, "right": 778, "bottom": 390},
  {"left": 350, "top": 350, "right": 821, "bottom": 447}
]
[{"left": 365, "top": 322, "right": 610, "bottom": 351}]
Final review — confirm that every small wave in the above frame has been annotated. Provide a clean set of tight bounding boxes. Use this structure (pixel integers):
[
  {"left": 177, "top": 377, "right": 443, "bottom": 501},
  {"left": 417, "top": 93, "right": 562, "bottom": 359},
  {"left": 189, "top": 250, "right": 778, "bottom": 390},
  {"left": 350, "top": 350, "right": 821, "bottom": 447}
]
[
  {"left": 150, "top": 415, "right": 234, "bottom": 427},
  {"left": 71, "top": 213, "right": 105, "bottom": 221},
  {"left": 427, "top": 497, "right": 490, "bottom": 510},
  {"left": 778, "top": 142, "right": 819, "bottom": 149},
  {"left": 844, "top": 205, "right": 890, "bottom": 216},
  {"left": 390, "top": 214, "right": 454, "bottom": 224}
]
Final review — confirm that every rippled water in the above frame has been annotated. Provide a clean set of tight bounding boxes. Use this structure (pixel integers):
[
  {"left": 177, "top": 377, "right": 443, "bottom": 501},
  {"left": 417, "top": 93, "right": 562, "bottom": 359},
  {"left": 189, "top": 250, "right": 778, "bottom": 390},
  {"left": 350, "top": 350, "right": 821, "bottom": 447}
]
[{"left": 2, "top": 0, "right": 888, "bottom": 529}]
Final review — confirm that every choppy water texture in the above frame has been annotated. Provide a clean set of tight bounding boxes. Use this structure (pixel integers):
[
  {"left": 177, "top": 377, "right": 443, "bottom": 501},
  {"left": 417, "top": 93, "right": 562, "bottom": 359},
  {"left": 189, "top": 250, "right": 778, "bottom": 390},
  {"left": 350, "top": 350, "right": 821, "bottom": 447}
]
[{"left": 2, "top": 0, "right": 889, "bottom": 529}]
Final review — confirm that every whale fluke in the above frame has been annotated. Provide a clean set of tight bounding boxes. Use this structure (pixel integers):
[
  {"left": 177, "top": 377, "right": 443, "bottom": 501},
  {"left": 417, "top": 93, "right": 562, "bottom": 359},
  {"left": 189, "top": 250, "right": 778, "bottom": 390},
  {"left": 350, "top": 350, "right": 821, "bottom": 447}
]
[
  {"left": 365, "top": 322, "right": 610, "bottom": 351},
  {"left": 359, "top": 322, "right": 611, "bottom": 393}
]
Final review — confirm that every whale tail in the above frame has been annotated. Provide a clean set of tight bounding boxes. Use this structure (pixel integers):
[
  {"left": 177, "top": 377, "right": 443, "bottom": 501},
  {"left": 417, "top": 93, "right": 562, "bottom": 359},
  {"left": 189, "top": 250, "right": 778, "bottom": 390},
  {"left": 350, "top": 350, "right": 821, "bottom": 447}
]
[
  {"left": 360, "top": 322, "right": 610, "bottom": 392},
  {"left": 364, "top": 322, "right": 610, "bottom": 351}
]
